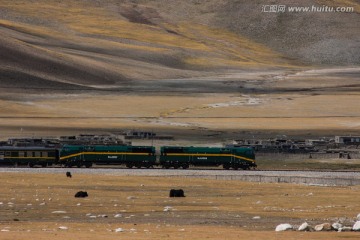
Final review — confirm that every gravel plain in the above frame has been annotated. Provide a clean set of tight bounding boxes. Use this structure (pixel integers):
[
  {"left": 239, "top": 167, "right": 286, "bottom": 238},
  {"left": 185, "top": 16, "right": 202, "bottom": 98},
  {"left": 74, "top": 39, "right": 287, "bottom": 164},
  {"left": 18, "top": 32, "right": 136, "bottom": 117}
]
[{"left": 1, "top": 167, "right": 360, "bottom": 180}]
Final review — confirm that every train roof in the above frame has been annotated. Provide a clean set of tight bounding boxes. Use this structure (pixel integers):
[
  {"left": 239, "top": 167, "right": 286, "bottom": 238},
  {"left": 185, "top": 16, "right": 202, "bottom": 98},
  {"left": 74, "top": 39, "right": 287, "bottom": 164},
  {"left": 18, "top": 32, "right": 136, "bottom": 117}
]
[
  {"left": 0, "top": 146, "right": 57, "bottom": 150},
  {"left": 62, "top": 144, "right": 154, "bottom": 148},
  {"left": 160, "top": 146, "right": 253, "bottom": 153},
  {"left": 160, "top": 146, "right": 252, "bottom": 150}
]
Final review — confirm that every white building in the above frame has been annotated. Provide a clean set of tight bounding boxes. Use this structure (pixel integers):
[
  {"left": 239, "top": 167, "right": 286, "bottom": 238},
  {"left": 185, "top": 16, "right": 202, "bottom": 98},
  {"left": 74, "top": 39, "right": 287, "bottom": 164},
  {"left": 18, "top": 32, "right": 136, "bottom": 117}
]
[{"left": 335, "top": 136, "right": 360, "bottom": 144}]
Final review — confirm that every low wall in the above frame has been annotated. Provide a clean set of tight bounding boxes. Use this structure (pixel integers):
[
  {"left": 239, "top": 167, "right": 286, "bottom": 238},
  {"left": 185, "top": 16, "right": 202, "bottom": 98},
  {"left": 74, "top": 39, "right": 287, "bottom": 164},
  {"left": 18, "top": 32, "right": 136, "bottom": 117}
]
[{"left": 256, "top": 152, "right": 360, "bottom": 161}]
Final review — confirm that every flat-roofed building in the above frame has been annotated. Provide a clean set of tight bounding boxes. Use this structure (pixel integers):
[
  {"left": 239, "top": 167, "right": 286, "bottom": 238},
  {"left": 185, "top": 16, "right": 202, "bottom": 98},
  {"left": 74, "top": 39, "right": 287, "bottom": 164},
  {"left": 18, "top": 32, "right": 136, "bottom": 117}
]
[{"left": 335, "top": 136, "right": 360, "bottom": 145}]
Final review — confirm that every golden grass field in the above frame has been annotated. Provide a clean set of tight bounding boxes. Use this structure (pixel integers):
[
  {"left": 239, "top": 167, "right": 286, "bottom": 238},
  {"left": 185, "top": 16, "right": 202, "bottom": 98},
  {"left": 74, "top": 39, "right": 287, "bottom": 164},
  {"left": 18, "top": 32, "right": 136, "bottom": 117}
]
[{"left": 0, "top": 172, "right": 359, "bottom": 240}]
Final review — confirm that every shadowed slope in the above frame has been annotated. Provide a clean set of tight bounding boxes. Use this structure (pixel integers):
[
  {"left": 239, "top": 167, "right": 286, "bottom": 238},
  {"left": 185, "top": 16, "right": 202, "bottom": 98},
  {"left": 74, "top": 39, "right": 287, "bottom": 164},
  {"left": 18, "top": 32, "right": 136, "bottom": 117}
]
[{"left": 0, "top": 23, "right": 128, "bottom": 89}]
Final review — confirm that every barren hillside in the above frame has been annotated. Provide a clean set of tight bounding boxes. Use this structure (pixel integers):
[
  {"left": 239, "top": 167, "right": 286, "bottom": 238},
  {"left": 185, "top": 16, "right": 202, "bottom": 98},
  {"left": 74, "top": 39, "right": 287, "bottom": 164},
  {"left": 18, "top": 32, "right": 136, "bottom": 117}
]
[
  {"left": 0, "top": 0, "right": 289, "bottom": 89},
  {"left": 1, "top": 0, "right": 358, "bottom": 88},
  {"left": 0, "top": 0, "right": 359, "bottom": 139}
]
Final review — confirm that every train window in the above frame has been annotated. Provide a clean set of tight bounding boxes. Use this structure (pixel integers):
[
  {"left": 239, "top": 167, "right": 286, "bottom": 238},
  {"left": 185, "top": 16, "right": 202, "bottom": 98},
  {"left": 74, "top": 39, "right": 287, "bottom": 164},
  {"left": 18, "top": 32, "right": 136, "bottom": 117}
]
[
  {"left": 5, "top": 152, "right": 11, "bottom": 157},
  {"left": 35, "top": 152, "right": 41, "bottom": 157},
  {"left": 19, "top": 152, "right": 25, "bottom": 157},
  {"left": 42, "top": 152, "right": 48, "bottom": 157},
  {"left": 27, "top": 152, "right": 33, "bottom": 157}
]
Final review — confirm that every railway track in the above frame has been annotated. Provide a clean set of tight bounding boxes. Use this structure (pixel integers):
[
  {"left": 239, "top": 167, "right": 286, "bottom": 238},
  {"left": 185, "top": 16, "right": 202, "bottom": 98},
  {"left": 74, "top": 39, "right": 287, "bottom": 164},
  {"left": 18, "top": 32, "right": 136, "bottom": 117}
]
[
  {"left": 0, "top": 165, "right": 359, "bottom": 173},
  {"left": 0, "top": 164, "right": 360, "bottom": 173},
  {"left": 1, "top": 167, "right": 360, "bottom": 186},
  {"left": 1, "top": 166, "right": 360, "bottom": 176}
]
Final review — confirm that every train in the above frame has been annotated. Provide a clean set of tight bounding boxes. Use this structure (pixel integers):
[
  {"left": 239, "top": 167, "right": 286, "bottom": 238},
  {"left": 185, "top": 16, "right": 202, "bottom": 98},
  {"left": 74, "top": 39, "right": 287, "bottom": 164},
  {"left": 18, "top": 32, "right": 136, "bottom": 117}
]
[
  {"left": 160, "top": 146, "right": 255, "bottom": 170},
  {"left": 0, "top": 145, "right": 256, "bottom": 170}
]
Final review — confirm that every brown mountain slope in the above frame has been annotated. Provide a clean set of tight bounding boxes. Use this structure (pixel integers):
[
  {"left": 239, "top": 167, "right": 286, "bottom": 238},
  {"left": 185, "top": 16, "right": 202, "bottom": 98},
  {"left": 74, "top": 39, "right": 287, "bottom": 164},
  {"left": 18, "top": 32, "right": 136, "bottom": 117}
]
[
  {"left": 0, "top": 0, "right": 359, "bottom": 138},
  {"left": 0, "top": 0, "right": 358, "bottom": 90},
  {"left": 141, "top": 0, "right": 360, "bottom": 65},
  {"left": 0, "top": 0, "right": 302, "bottom": 90},
  {"left": 214, "top": 0, "right": 360, "bottom": 65}
]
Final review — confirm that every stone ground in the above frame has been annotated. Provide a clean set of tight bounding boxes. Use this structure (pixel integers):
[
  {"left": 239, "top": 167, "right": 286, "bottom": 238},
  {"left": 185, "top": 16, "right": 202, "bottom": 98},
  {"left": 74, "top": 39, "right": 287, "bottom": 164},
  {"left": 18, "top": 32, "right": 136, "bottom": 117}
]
[{"left": 0, "top": 172, "right": 359, "bottom": 239}]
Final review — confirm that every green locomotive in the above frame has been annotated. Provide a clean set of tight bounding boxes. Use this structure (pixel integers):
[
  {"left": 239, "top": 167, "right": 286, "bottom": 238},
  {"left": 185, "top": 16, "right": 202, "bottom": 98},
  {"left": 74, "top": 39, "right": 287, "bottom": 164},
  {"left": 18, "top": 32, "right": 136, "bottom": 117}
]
[
  {"left": 59, "top": 145, "right": 156, "bottom": 168},
  {"left": 0, "top": 144, "right": 256, "bottom": 170},
  {"left": 160, "top": 146, "right": 256, "bottom": 170}
]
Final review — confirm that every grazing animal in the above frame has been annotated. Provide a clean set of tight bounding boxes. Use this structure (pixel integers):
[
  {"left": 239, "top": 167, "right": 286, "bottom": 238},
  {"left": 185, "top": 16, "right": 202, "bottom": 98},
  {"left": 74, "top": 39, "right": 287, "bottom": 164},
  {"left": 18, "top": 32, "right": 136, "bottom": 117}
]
[
  {"left": 66, "top": 172, "right": 72, "bottom": 178},
  {"left": 75, "top": 191, "right": 88, "bottom": 198},
  {"left": 169, "top": 189, "right": 185, "bottom": 197}
]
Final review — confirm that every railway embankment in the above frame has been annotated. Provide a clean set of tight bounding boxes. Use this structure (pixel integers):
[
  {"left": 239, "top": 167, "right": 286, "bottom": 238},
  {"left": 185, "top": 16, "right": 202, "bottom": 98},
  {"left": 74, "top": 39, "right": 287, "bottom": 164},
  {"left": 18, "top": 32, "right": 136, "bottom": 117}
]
[
  {"left": 1, "top": 168, "right": 360, "bottom": 186},
  {"left": 209, "top": 174, "right": 360, "bottom": 186}
]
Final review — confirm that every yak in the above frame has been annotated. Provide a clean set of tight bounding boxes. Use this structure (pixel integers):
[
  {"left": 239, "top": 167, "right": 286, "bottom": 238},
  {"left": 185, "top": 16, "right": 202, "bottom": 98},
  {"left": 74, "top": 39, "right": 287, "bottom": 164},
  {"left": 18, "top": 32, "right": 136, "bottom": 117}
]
[
  {"left": 169, "top": 189, "right": 185, "bottom": 197},
  {"left": 75, "top": 191, "right": 88, "bottom": 198}
]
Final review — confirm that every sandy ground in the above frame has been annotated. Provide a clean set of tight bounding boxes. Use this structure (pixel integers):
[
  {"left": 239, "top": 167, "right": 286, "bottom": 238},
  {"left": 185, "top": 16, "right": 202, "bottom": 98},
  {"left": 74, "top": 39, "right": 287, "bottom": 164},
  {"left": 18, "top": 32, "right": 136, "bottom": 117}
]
[
  {"left": 0, "top": 172, "right": 359, "bottom": 240},
  {"left": 0, "top": 67, "right": 359, "bottom": 142}
]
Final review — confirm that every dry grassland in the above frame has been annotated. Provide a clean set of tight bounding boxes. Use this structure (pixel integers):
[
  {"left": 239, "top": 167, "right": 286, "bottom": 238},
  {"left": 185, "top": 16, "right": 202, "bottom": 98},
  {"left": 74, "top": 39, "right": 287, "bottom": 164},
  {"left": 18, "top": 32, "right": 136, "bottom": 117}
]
[
  {"left": 1, "top": 88, "right": 360, "bottom": 140},
  {"left": 257, "top": 157, "right": 360, "bottom": 171},
  {"left": 0, "top": 172, "right": 359, "bottom": 240}
]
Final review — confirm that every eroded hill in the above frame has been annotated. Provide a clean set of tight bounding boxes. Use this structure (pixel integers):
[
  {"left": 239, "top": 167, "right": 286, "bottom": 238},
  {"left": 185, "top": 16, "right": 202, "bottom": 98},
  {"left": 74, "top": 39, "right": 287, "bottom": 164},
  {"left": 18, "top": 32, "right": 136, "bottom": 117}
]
[{"left": 1, "top": 0, "right": 358, "bottom": 89}]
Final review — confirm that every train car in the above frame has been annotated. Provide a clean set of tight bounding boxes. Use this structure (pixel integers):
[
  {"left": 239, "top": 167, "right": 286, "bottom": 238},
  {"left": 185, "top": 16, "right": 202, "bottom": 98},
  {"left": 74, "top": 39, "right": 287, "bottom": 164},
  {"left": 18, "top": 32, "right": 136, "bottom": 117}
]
[
  {"left": 59, "top": 145, "right": 156, "bottom": 168},
  {"left": 160, "top": 146, "right": 256, "bottom": 170},
  {"left": 0, "top": 146, "right": 59, "bottom": 167}
]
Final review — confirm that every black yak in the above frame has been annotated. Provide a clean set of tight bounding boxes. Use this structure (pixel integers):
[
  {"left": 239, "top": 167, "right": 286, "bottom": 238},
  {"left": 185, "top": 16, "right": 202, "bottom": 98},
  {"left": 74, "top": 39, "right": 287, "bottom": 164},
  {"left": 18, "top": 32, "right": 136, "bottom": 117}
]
[
  {"left": 75, "top": 191, "right": 88, "bottom": 198},
  {"left": 169, "top": 189, "right": 185, "bottom": 197}
]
